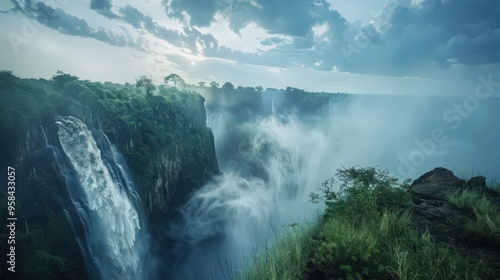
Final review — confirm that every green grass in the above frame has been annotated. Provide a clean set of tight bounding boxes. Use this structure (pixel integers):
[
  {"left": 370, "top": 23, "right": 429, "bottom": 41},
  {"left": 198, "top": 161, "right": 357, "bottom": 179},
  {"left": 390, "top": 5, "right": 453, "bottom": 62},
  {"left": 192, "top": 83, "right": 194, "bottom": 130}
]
[
  {"left": 448, "top": 189, "right": 493, "bottom": 214},
  {"left": 448, "top": 189, "right": 500, "bottom": 242},
  {"left": 237, "top": 220, "right": 321, "bottom": 280},
  {"left": 237, "top": 167, "right": 499, "bottom": 280}
]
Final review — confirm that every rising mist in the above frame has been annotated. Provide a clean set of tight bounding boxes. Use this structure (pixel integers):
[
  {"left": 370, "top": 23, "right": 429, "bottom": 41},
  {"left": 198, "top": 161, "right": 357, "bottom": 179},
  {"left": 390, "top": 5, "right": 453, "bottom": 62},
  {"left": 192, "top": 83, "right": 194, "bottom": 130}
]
[{"left": 168, "top": 88, "right": 500, "bottom": 279}]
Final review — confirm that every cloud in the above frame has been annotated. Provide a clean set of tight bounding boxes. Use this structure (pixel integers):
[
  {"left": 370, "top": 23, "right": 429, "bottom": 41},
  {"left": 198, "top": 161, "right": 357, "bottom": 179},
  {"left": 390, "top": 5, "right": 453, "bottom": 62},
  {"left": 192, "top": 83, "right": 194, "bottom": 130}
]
[
  {"left": 6, "top": 0, "right": 499, "bottom": 80},
  {"left": 165, "top": 0, "right": 216, "bottom": 27},
  {"left": 165, "top": 0, "right": 500, "bottom": 77},
  {"left": 435, "top": 23, "right": 500, "bottom": 66},
  {"left": 7, "top": 0, "right": 144, "bottom": 50},
  {"left": 119, "top": 4, "right": 223, "bottom": 56},
  {"left": 90, "top": 0, "right": 112, "bottom": 12},
  {"left": 89, "top": 0, "right": 116, "bottom": 18},
  {"left": 338, "top": 0, "right": 500, "bottom": 75},
  {"left": 164, "top": 0, "right": 348, "bottom": 37}
]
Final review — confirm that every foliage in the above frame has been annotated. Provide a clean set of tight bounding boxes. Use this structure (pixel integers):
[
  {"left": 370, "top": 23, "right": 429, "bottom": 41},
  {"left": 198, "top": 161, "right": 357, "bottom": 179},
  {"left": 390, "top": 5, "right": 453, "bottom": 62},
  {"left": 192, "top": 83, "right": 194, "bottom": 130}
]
[
  {"left": 18, "top": 250, "right": 69, "bottom": 280},
  {"left": 239, "top": 167, "right": 499, "bottom": 280},
  {"left": 237, "top": 221, "right": 321, "bottom": 280},
  {"left": 136, "top": 76, "right": 156, "bottom": 96},
  {"left": 318, "top": 166, "right": 412, "bottom": 220},
  {"left": 311, "top": 167, "right": 498, "bottom": 280},
  {"left": 52, "top": 70, "right": 79, "bottom": 90},
  {"left": 164, "top": 73, "right": 185, "bottom": 88},
  {"left": 1, "top": 70, "right": 217, "bottom": 277}
]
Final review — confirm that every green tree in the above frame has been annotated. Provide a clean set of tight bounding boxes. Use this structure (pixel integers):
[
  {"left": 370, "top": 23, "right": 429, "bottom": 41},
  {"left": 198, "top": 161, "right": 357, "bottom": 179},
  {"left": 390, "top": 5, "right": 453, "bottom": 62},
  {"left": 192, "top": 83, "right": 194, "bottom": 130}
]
[
  {"left": 209, "top": 81, "right": 219, "bottom": 88},
  {"left": 136, "top": 76, "right": 156, "bottom": 96},
  {"left": 222, "top": 82, "right": 235, "bottom": 92},
  {"left": 52, "top": 70, "right": 78, "bottom": 90},
  {"left": 164, "top": 73, "right": 185, "bottom": 88}
]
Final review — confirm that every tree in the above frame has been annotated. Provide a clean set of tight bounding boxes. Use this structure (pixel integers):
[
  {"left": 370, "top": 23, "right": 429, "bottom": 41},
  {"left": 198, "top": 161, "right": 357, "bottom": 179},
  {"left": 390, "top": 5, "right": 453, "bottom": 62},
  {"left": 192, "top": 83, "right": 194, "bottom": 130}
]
[
  {"left": 52, "top": 70, "right": 79, "bottom": 90},
  {"left": 222, "top": 82, "right": 235, "bottom": 92},
  {"left": 136, "top": 76, "right": 156, "bottom": 96},
  {"left": 164, "top": 73, "right": 185, "bottom": 88},
  {"left": 210, "top": 81, "right": 219, "bottom": 88},
  {"left": 198, "top": 81, "right": 206, "bottom": 87}
]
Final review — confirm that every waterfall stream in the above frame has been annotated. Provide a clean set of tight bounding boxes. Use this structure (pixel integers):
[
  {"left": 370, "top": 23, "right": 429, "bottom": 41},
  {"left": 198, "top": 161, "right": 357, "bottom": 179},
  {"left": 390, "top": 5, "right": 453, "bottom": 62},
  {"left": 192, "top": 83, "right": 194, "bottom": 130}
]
[{"left": 55, "top": 116, "right": 150, "bottom": 280}]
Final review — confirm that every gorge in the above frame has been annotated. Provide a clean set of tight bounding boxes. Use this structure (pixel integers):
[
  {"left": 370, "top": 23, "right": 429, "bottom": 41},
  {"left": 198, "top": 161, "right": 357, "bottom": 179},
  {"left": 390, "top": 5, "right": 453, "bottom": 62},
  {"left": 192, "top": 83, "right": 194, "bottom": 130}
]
[{"left": 1, "top": 71, "right": 499, "bottom": 279}]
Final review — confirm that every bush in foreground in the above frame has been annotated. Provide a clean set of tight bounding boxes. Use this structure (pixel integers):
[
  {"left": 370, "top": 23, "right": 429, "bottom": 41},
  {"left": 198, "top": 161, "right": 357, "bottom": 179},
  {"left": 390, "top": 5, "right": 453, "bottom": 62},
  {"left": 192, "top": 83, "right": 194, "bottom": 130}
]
[{"left": 237, "top": 167, "right": 499, "bottom": 280}]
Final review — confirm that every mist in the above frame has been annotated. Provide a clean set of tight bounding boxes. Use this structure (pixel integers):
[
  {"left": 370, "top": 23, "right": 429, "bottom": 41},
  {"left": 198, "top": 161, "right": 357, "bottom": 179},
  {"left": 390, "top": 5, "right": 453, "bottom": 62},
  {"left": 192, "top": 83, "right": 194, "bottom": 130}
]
[{"left": 168, "top": 88, "right": 500, "bottom": 279}]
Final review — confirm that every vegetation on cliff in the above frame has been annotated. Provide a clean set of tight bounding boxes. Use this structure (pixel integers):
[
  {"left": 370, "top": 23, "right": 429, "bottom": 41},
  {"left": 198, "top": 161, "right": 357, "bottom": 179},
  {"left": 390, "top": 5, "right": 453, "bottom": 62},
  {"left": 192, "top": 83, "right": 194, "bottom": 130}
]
[
  {"left": 0, "top": 70, "right": 219, "bottom": 278},
  {"left": 238, "top": 167, "right": 500, "bottom": 280}
]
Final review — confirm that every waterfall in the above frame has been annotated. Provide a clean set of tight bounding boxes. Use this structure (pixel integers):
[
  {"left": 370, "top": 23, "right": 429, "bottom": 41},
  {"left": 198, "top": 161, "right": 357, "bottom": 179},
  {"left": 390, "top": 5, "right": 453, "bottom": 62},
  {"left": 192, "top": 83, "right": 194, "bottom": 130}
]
[
  {"left": 271, "top": 98, "right": 276, "bottom": 116},
  {"left": 55, "top": 116, "right": 150, "bottom": 280},
  {"left": 40, "top": 125, "right": 48, "bottom": 146},
  {"left": 169, "top": 113, "right": 320, "bottom": 279}
]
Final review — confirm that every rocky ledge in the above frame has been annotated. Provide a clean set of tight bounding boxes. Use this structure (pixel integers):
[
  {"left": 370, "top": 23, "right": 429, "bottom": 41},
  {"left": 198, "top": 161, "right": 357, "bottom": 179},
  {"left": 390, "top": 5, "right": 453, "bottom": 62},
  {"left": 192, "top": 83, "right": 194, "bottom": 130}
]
[{"left": 410, "top": 167, "right": 500, "bottom": 258}]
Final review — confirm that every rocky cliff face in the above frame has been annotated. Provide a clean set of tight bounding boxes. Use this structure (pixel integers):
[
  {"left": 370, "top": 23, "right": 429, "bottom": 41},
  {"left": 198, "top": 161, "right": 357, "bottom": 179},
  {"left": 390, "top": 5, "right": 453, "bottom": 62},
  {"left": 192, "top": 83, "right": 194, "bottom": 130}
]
[
  {"left": 0, "top": 73, "right": 220, "bottom": 278},
  {"left": 107, "top": 95, "right": 220, "bottom": 215},
  {"left": 1, "top": 74, "right": 220, "bottom": 216}
]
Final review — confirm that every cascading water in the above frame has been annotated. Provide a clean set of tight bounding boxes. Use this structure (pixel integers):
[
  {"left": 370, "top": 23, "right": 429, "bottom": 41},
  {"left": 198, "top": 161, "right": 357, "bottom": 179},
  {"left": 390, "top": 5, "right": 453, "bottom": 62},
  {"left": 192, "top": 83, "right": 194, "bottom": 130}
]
[
  {"left": 169, "top": 112, "right": 325, "bottom": 279},
  {"left": 54, "top": 116, "right": 151, "bottom": 280}
]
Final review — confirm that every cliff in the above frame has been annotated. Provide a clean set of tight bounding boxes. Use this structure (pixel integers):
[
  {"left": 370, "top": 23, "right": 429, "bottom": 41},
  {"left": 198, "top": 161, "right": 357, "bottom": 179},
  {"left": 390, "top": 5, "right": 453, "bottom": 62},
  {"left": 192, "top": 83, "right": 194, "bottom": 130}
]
[{"left": 0, "top": 71, "right": 219, "bottom": 278}]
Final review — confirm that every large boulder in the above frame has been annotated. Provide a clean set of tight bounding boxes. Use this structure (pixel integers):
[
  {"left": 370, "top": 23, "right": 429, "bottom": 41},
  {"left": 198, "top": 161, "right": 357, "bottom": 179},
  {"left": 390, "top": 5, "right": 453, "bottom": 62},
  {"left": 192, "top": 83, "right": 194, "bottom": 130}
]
[{"left": 411, "top": 167, "right": 462, "bottom": 200}]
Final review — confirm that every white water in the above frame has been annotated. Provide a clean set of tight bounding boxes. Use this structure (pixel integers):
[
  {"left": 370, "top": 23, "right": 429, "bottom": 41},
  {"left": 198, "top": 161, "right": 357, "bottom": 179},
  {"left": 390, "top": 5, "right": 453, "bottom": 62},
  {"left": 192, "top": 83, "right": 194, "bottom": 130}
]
[
  {"left": 170, "top": 114, "right": 327, "bottom": 278},
  {"left": 56, "top": 116, "right": 146, "bottom": 279}
]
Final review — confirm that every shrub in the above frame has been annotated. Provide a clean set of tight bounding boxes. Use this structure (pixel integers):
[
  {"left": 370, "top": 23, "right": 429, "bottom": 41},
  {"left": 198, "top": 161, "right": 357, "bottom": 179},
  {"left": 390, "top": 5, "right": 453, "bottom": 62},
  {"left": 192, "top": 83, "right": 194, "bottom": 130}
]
[
  {"left": 318, "top": 166, "right": 411, "bottom": 221},
  {"left": 312, "top": 167, "right": 498, "bottom": 280}
]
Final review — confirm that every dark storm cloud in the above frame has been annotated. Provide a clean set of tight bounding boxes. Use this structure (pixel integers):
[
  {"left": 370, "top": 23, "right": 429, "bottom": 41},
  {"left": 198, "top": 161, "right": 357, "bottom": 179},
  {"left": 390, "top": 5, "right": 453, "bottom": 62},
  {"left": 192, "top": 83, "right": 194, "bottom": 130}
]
[
  {"left": 164, "top": 0, "right": 500, "bottom": 76},
  {"left": 164, "top": 0, "right": 348, "bottom": 37},
  {"left": 89, "top": 0, "right": 116, "bottom": 18},
  {"left": 435, "top": 29, "right": 500, "bottom": 65},
  {"left": 166, "top": 0, "right": 216, "bottom": 27},
  {"left": 90, "top": 0, "right": 112, "bottom": 11},
  {"left": 338, "top": 0, "right": 500, "bottom": 75}
]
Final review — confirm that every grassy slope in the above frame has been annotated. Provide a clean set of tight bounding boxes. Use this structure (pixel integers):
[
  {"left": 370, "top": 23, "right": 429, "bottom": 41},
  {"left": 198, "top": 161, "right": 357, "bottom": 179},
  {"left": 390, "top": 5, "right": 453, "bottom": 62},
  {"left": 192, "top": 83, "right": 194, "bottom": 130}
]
[{"left": 238, "top": 167, "right": 500, "bottom": 280}]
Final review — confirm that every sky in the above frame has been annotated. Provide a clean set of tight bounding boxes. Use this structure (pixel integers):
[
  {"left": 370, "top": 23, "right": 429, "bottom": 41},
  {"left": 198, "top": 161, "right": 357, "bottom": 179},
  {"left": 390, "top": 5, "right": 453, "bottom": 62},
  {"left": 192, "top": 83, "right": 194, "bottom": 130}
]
[{"left": 0, "top": 0, "right": 499, "bottom": 94}]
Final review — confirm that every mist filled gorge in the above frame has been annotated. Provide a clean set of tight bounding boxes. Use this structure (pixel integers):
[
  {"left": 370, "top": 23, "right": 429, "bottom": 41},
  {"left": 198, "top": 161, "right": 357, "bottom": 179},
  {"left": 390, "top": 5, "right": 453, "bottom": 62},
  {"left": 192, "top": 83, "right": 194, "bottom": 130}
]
[
  {"left": 169, "top": 87, "right": 500, "bottom": 279},
  {"left": 1, "top": 69, "right": 499, "bottom": 279}
]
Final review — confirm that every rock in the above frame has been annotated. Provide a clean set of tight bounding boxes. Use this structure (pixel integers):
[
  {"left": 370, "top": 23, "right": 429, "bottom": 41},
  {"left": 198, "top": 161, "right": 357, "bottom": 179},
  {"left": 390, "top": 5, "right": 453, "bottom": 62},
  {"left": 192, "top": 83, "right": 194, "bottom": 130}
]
[
  {"left": 409, "top": 167, "right": 500, "bottom": 257},
  {"left": 467, "top": 176, "right": 500, "bottom": 200},
  {"left": 412, "top": 199, "right": 468, "bottom": 224},
  {"left": 410, "top": 167, "right": 462, "bottom": 200},
  {"left": 467, "top": 176, "right": 486, "bottom": 189}
]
